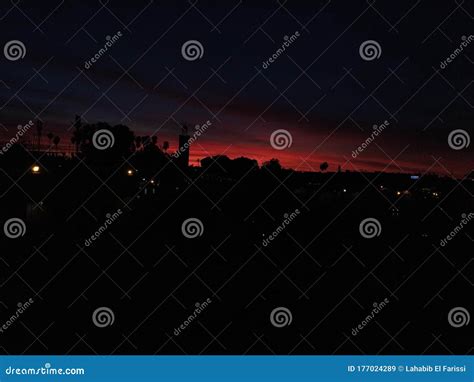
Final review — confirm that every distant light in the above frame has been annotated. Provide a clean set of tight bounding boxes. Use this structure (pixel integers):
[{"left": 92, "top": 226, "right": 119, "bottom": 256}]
[
  {"left": 343, "top": 189, "right": 347, "bottom": 193},
  {"left": 432, "top": 192, "right": 438, "bottom": 197},
  {"left": 32, "top": 165, "right": 40, "bottom": 174},
  {"left": 410, "top": 175, "right": 419, "bottom": 180},
  {"left": 396, "top": 191, "right": 401, "bottom": 196},
  {"left": 127, "top": 169, "right": 134, "bottom": 176},
  {"left": 150, "top": 180, "right": 155, "bottom": 184}
]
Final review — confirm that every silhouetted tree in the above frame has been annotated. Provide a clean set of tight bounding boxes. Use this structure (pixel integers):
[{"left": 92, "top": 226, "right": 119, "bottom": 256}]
[
  {"left": 53, "top": 136, "right": 60, "bottom": 152},
  {"left": 36, "top": 119, "right": 43, "bottom": 151},
  {"left": 320, "top": 162, "right": 329, "bottom": 172},
  {"left": 47, "top": 132, "right": 54, "bottom": 150},
  {"left": 79, "top": 122, "right": 135, "bottom": 162},
  {"left": 262, "top": 158, "right": 282, "bottom": 173}
]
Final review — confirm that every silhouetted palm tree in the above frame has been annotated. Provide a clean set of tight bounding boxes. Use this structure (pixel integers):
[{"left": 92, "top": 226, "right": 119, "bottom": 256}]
[
  {"left": 53, "top": 136, "right": 60, "bottom": 152},
  {"left": 47, "top": 132, "right": 54, "bottom": 150}
]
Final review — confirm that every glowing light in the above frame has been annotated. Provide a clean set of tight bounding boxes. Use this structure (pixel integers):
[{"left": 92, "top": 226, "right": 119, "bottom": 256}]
[
  {"left": 32, "top": 165, "right": 40, "bottom": 173},
  {"left": 127, "top": 169, "right": 134, "bottom": 176}
]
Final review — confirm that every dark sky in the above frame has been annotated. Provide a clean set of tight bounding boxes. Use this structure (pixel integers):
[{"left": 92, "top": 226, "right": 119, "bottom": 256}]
[{"left": 0, "top": 0, "right": 472, "bottom": 176}]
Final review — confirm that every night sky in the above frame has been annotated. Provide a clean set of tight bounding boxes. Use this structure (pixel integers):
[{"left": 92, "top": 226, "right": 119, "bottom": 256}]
[{"left": 0, "top": 0, "right": 472, "bottom": 176}]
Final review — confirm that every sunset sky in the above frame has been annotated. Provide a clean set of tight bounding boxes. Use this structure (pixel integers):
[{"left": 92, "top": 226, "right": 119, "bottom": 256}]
[{"left": 0, "top": 1, "right": 472, "bottom": 176}]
